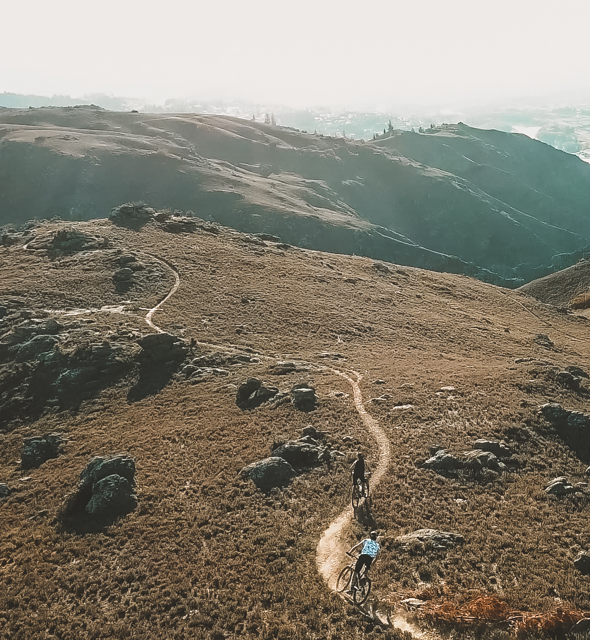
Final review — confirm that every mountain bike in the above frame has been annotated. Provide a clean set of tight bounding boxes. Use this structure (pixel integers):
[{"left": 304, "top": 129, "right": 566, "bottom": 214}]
[
  {"left": 351, "top": 473, "right": 370, "bottom": 508},
  {"left": 336, "top": 552, "right": 372, "bottom": 604}
]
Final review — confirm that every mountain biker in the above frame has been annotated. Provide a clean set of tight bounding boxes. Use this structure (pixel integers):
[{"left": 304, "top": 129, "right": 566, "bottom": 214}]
[
  {"left": 350, "top": 452, "right": 369, "bottom": 495},
  {"left": 348, "top": 531, "right": 380, "bottom": 589}
]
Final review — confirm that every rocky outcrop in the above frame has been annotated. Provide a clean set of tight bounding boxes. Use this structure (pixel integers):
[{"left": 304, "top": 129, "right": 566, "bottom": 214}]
[
  {"left": 0, "top": 483, "right": 10, "bottom": 500},
  {"left": 271, "top": 441, "right": 331, "bottom": 468},
  {"left": 21, "top": 433, "right": 66, "bottom": 469},
  {"left": 25, "top": 228, "right": 108, "bottom": 254},
  {"left": 291, "top": 383, "right": 318, "bottom": 412},
  {"left": 423, "top": 439, "right": 513, "bottom": 475},
  {"left": 240, "top": 457, "right": 296, "bottom": 492},
  {"left": 545, "top": 477, "right": 576, "bottom": 496},
  {"left": 65, "top": 454, "right": 137, "bottom": 521},
  {"left": 236, "top": 378, "right": 279, "bottom": 409}
]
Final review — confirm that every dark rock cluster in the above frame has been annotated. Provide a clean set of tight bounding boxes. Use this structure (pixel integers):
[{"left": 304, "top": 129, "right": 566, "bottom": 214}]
[
  {"left": 64, "top": 454, "right": 137, "bottom": 523},
  {"left": 235, "top": 377, "right": 320, "bottom": 412},
  {"left": 423, "top": 439, "right": 513, "bottom": 475},
  {"left": 241, "top": 425, "right": 338, "bottom": 492},
  {"left": 21, "top": 433, "right": 66, "bottom": 469}
]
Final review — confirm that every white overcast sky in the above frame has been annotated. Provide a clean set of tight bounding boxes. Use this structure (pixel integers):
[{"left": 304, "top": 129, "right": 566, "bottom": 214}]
[{"left": 2, "top": 0, "right": 589, "bottom": 109}]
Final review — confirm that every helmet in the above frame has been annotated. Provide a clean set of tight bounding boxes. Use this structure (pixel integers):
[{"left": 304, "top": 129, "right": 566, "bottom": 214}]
[{"left": 370, "top": 530, "right": 378, "bottom": 540}]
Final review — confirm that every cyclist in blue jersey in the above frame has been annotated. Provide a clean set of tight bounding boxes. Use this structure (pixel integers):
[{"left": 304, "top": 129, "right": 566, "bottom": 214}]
[{"left": 347, "top": 531, "right": 380, "bottom": 591}]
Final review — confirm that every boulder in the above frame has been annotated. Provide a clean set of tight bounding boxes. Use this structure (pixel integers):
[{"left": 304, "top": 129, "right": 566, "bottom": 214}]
[
  {"left": 240, "top": 457, "right": 296, "bottom": 492},
  {"left": 556, "top": 371, "right": 581, "bottom": 391},
  {"left": 0, "top": 483, "right": 10, "bottom": 499},
  {"left": 67, "top": 454, "right": 137, "bottom": 521},
  {"left": 545, "top": 477, "right": 575, "bottom": 496},
  {"left": 423, "top": 449, "right": 463, "bottom": 471},
  {"left": 473, "top": 439, "right": 512, "bottom": 458},
  {"left": 574, "top": 551, "right": 590, "bottom": 574},
  {"left": 109, "top": 203, "right": 155, "bottom": 226},
  {"left": 137, "top": 332, "right": 187, "bottom": 361},
  {"left": 291, "top": 384, "right": 318, "bottom": 411},
  {"left": 396, "top": 529, "right": 464, "bottom": 549},
  {"left": 236, "top": 378, "right": 279, "bottom": 409},
  {"left": 21, "top": 433, "right": 66, "bottom": 469},
  {"left": 464, "top": 450, "right": 506, "bottom": 472},
  {"left": 539, "top": 403, "right": 570, "bottom": 424},
  {"left": 113, "top": 267, "right": 134, "bottom": 283},
  {"left": 85, "top": 474, "right": 137, "bottom": 516},
  {"left": 272, "top": 441, "right": 330, "bottom": 467},
  {"left": 566, "top": 366, "right": 589, "bottom": 379}
]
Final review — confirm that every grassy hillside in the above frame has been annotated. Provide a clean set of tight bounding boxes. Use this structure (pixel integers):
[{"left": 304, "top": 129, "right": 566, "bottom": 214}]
[
  {"left": 2, "top": 213, "right": 590, "bottom": 638},
  {"left": 2, "top": 108, "right": 590, "bottom": 285}
]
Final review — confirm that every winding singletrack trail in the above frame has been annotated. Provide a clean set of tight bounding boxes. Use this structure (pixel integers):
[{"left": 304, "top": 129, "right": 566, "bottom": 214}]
[
  {"left": 144, "top": 255, "right": 180, "bottom": 333},
  {"left": 316, "top": 369, "right": 391, "bottom": 590}
]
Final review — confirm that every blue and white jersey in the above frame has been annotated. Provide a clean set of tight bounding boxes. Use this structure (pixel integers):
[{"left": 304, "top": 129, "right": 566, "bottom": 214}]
[{"left": 361, "top": 539, "right": 380, "bottom": 557}]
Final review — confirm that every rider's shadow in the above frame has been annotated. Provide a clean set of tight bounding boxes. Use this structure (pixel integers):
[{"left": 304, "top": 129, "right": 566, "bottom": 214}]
[{"left": 354, "top": 498, "right": 377, "bottom": 529}]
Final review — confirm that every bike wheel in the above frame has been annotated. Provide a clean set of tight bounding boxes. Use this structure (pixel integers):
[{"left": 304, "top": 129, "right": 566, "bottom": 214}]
[
  {"left": 336, "top": 566, "right": 353, "bottom": 592},
  {"left": 352, "top": 483, "right": 361, "bottom": 508},
  {"left": 353, "top": 576, "right": 371, "bottom": 605}
]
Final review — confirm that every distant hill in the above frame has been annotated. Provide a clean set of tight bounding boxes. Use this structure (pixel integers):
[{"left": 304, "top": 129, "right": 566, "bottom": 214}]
[
  {"left": 518, "top": 258, "right": 590, "bottom": 306},
  {"left": 1, "top": 107, "right": 589, "bottom": 285}
]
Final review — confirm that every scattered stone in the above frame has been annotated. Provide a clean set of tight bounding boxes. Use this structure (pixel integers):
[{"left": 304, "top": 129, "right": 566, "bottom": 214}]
[
  {"left": 318, "top": 352, "right": 345, "bottom": 360},
  {"left": 240, "top": 457, "right": 296, "bottom": 492},
  {"left": 423, "top": 449, "right": 464, "bottom": 472},
  {"left": 566, "top": 365, "right": 589, "bottom": 379},
  {"left": 21, "top": 433, "right": 66, "bottom": 469},
  {"left": 0, "top": 483, "right": 10, "bottom": 499},
  {"left": 556, "top": 370, "right": 582, "bottom": 390},
  {"left": 271, "top": 441, "right": 331, "bottom": 468},
  {"left": 373, "top": 379, "right": 386, "bottom": 385},
  {"left": 574, "top": 551, "right": 590, "bottom": 574},
  {"left": 473, "top": 439, "right": 512, "bottom": 458},
  {"left": 540, "top": 403, "right": 590, "bottom": 430},
  {"left": 545, "top": 477, "right": 576, "bottom": 496},
  {"left": 396, "top": 529, "right": 465, "bottom": 549},
  {"left": 291, "top": 383, "right": 318, "bottom": 412},
  {"left": 534, "top": 334, "right": 554, "bottom": 349},
  {"left": 269, "top": 361, "right": 299, "bottom": 375},
  {"left": 236, "top": 378, "right": 278, "bottom": 409},
  {"left": 464, "top": 450, "right": 506, "bottom": 472},
  {"left": 342, "top": 435, "right": 354, "bottom": 443}
]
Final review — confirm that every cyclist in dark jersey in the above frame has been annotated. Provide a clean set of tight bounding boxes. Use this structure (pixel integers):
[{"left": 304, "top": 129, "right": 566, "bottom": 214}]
[{"left": 350, "top": 452, "right": 369, "bottom": 494}]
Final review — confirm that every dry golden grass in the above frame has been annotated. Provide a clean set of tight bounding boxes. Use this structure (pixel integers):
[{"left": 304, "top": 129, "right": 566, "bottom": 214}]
[
  {"left": 2, "top": 217, "right": 590, "bottom": 638},
  {"left": 570, "top": 292, "right": 590, "bottom": 310}
]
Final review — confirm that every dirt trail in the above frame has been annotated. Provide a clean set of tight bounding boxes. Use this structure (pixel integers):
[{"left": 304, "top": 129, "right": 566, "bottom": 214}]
[{"left": 316, "top": 369, "right": 391, "bottom": 589}]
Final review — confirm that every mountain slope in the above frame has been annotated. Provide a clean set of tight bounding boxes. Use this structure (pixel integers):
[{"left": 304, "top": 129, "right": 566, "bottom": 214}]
[
  {"left": 2, "top": 214, "right": 590, "bottom": 638},
  {"left": 1, "top": 107, "right": 590, "bottom": 284}
]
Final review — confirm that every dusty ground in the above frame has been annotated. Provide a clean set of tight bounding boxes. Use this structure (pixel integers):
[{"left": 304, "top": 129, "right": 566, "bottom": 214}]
[{"left": 1, "top": 216, "right": 590, "bottom": 639}]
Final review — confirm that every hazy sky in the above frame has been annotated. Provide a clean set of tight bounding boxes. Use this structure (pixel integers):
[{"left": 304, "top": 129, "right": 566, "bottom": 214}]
[{"left": 2, "top": 0, "right": 590, "bottom": 109}]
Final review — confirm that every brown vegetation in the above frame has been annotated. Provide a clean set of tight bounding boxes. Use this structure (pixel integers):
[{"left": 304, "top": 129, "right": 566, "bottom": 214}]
[
  {"left": 570, "top": 292, "right": 590, "bottom": 310},
  {"left": 2, "top": 216, "right": 590, "bottom": 638}
]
